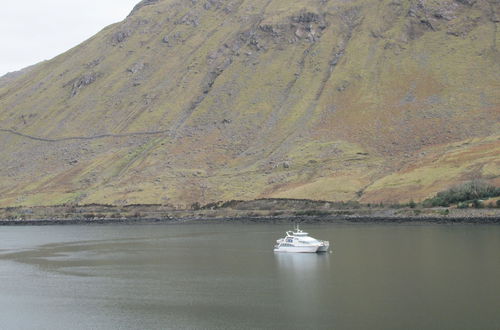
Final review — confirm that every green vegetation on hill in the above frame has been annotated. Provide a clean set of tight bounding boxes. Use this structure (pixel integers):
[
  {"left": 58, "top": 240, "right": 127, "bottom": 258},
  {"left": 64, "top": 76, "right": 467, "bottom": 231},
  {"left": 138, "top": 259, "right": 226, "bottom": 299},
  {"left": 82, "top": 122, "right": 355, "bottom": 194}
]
[{"left": 423, "top": 181, "right": 500, "bottom": 207}]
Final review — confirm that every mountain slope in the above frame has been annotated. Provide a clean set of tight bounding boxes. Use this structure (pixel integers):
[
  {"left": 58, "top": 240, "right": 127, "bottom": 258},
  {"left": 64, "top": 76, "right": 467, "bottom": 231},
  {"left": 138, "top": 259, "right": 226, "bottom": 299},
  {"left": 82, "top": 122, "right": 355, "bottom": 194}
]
[{"left": 0, "top": 0, "right": 499, "bottom": 207}]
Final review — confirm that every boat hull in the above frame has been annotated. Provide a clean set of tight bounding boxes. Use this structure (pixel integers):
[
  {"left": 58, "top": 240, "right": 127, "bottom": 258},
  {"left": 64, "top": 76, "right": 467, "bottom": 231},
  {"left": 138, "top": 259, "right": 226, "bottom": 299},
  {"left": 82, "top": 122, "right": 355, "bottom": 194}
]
[
  {"left": 317, "top": 243, "right": 330, "bottom": 252},
  {"left": 274, "top": 245, "right": 319, "bottom": 253}
]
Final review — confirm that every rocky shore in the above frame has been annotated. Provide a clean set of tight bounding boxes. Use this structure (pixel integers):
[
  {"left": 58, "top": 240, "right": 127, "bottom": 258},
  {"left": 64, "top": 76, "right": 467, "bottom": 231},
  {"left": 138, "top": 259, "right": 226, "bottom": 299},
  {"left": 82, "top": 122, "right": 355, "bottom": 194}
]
[
  {"left": 1, "top": 199, "right": 498, "bottom": 226},
  {"left": 1, "top": 210, "right": 499, "bottom": 226}
]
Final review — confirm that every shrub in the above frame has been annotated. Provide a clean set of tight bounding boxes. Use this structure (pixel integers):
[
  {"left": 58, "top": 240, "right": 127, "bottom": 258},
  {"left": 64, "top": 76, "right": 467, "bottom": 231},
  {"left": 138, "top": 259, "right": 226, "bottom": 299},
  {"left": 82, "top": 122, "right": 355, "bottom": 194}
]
[
  {"left": 438, "top": 209, "right": 450, "bottom": 216},
  {"left": 472, "top": 200, "right": 483, "bottom": 209},
  {"left": 200, "top": 201, "right": 225, "bottom": 210},
  {"left": 423, "top": 181, "right": 500, "bottom": 207},
  {"left": 389, "top": 203, "right": 404, "bottom": 209}
]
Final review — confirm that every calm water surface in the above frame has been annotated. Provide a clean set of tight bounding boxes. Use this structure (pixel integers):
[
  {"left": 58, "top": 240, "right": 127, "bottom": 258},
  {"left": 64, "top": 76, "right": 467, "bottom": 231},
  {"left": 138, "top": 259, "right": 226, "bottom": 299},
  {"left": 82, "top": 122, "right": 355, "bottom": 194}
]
[{"left": 0, "top": 223, "right": 499, "bottom": 330}]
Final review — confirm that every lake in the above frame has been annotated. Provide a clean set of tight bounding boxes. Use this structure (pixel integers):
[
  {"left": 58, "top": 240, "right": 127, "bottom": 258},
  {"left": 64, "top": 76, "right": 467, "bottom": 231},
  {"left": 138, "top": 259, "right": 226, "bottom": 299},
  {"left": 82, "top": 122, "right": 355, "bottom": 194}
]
[{"left": 1, "top": 223, "right": 499, "bottom": 329}]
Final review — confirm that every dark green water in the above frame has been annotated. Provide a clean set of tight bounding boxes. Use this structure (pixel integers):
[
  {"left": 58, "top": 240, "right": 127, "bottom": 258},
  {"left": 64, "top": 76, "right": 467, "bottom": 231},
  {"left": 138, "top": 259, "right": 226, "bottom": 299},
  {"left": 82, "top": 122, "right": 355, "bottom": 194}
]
[{"left": 0, "top": 223, "right": 499, "bottom": 330}]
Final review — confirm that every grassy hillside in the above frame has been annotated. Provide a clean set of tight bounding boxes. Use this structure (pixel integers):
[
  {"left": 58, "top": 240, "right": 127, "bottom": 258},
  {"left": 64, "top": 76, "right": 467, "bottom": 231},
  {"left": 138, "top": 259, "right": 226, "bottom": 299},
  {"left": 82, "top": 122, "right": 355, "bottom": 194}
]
[{"left": 0, "top": 0, "right": 498, "bottom": 207}]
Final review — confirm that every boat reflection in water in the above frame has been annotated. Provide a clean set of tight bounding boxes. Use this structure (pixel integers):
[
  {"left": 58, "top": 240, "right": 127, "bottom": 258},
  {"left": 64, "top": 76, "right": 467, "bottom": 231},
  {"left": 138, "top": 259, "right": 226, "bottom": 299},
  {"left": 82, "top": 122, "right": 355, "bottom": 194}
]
[
  {"left": 275, "top": 252, "right": 330, "bottom": 274},
  {"left": 274, "top": 249, "right": 332, "bottom": 320}
]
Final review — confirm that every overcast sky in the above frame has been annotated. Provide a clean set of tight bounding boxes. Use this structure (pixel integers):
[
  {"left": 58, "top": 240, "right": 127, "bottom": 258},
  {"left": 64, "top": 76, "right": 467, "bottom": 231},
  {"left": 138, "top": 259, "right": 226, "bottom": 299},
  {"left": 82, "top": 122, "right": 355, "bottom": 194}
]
[{"left": 0, "top": 0, "right": 140, "bottom": 76}]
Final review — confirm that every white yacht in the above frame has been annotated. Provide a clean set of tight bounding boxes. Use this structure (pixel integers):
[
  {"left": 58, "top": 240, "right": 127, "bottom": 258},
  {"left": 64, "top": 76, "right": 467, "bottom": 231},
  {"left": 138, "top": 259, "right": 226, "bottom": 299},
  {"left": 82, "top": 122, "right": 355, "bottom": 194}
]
[{"left": 274, "top": 225, "right": 330, "bottom": 253}]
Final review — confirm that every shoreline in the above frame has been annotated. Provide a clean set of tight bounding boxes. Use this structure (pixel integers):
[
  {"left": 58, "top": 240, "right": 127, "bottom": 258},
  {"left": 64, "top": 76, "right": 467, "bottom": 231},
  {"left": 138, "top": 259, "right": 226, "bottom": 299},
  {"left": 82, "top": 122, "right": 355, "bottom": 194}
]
[
  {"left": 1, "top": 215, "right": 499, "bottom": 226},
  {"left": 1, "top": 200, "right": 498, "bottom": 226}
]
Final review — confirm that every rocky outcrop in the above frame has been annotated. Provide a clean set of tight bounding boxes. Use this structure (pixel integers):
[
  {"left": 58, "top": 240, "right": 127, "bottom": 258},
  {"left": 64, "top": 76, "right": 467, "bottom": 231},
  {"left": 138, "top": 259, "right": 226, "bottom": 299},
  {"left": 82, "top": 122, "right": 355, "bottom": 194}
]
[
  {"left": 111, "top": 31, "right": 131, "bottom": 44},
  {"left": 66, "top": 72, "right": 100, "bottom": 97}
]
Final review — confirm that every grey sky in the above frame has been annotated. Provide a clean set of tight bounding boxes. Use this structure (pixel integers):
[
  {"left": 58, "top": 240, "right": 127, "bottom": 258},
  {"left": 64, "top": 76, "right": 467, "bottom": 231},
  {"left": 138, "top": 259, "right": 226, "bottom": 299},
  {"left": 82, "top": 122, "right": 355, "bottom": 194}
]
[{"left": 0, "top": 0, "right": 139, "bottom": 76}]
